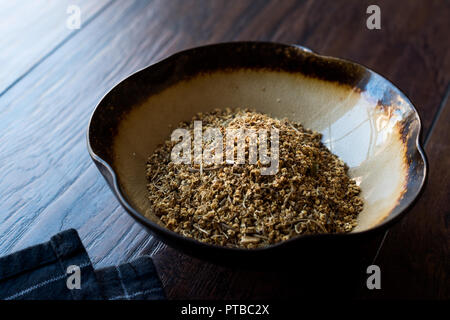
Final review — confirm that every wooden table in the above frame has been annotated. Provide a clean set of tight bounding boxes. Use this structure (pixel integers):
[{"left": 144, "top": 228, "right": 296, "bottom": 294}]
[{"left": 0, "top": 0, "right": 448, "bottom": 299}]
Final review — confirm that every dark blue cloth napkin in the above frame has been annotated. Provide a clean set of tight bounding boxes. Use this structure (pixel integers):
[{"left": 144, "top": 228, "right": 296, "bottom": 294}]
[{"left": 0, "top": 229, "right": 165, "bottom": 300}]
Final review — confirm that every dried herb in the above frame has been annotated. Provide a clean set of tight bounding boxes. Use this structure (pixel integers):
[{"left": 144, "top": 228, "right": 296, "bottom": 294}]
[{"left": 146, "top": 109, "right": 363, "bottom": 248}]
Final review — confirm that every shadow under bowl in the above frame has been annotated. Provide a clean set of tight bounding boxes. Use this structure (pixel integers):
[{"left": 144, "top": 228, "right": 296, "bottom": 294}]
[{"left": 87, "top": 42, "right": 427, "bottom": 266}]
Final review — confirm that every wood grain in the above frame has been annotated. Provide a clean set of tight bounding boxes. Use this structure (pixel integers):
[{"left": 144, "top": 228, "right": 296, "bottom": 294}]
[
  {"left": 0, "top": 0, "right": 111, "bottom": 95},
  {"left": 371, "top": 88, "right": 450, "bottom": 299},
  {"left": 0, "top": 0, "right": 448, "bottom": 299},
  {"left": 0, "top": 0, "right": 164, "bottom": 262}
]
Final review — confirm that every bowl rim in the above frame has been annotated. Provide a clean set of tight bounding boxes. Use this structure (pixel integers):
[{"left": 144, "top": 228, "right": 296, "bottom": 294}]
[{"left": 86, "top": 41, "right": 428, "bottom": 253}]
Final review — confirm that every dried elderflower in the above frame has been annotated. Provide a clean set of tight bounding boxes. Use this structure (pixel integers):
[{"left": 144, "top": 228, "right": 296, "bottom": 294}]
[{"left": 146, "top": 109, "right": 363, "bottom": 248}]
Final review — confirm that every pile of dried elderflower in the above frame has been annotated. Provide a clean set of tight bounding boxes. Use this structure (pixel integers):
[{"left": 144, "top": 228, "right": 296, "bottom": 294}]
[{"left": 146, "top": 109, "right": 363, "bottom": 248}]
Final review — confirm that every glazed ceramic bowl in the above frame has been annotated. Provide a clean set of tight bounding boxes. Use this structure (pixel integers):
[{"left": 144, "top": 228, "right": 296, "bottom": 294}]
[{"left": 87, "top": 42, "right": 426, "bottom": 264}]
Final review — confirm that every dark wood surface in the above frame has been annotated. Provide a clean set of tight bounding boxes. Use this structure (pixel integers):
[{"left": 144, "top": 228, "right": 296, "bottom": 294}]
[
  {"left": 0, "top": 0, "right": 448, "bottom": 299},
  {"left": 372, "top": 89, "right": 450, "bottom": 299}
]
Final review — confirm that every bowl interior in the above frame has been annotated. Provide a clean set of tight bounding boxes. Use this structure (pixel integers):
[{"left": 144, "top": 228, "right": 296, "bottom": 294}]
[{"left": 89, "top": 43, "right": 425, "bottom": 236}]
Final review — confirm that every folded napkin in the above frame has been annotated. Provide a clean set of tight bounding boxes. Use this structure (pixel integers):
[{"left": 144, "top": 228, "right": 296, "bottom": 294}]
[{"left": 0, "top": 229, "right": 165, "bottom": 300}]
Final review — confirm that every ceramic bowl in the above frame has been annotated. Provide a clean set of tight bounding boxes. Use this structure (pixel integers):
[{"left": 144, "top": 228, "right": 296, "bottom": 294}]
[{"left": 87, "top": 42, "right": 427, "bottom": 265}]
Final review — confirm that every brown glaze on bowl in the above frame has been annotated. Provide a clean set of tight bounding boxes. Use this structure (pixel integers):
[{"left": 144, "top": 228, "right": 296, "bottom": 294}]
[{"left": 87, "top": 42, "right": 427, "bottom": 265}]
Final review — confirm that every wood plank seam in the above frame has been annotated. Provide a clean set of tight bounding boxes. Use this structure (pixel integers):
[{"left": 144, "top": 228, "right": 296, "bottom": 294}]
[
  {"left": 424, "top": 84, "right": 450, "bottom": 146},
  {"left": 372, "top": 83, "right": 450, "bottom": 265},
  {"left": 0, "top": 0, "right": 116, "bottom": 99}
]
